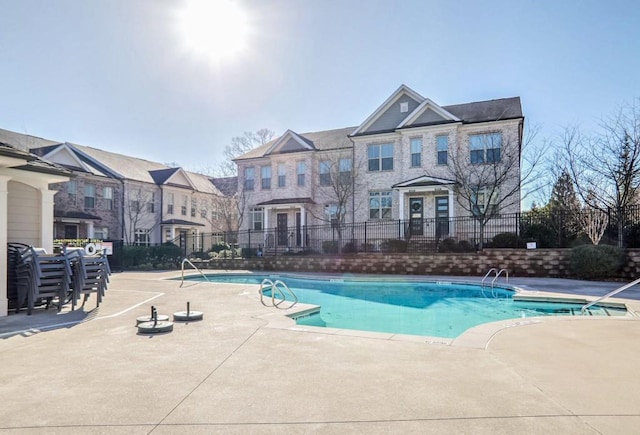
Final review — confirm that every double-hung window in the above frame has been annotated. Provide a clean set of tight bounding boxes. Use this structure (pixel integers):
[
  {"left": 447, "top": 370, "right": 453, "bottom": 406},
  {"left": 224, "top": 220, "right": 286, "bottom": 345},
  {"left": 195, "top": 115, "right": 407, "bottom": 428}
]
[
  {"left": 244, "top": 167, "right": 255, "bottom": 191},
  {"left": 261, "top": 165, "right": 271, "bottom": 190},
  {"left": 469, "top": 133, "right": 502, "bottom": 164},
  {"left": 84, "top": 184, "right": 95, "bottom": 209},
  {"left": 181, "top": 195, "right": 188, "bottom": 216},
  {"left": 437, "top": 135, "right": 448, "bottom": 165},
  {"left": 410, "top": 138, "right": 422, "bottom": 167},
  {"left": 67, "top": 180, "right": 77, "bottom": 200},
  {"left": 278, "top": 164, "right": 286, "bottom": 188},
  {"left": 167, "top": 193, "right": 174, "bottom": 215},
  {"left": 339, "top": 158, "right": 352, "bottom": 184},
  {"left": 297, "top": 161, "right": 305, "bottom": 186},
  {"left": 368, "top": 143, "right": 393, "bottom": 171},
  {"left": 319, "top": 160, "right": 331, "bottom": 186},
  {"left": 250, "top": 208, "right": 263, "bottom": 230},
  {"left": 134, "top": 228, "right": 150, "bottom": 246},
  {"left": 191, "top": 198, "right": 197, "bottom": 217},
  {"left": 147, "top": 192, "right": 155, "bottom": 213},
  {"left": 103, "top": 187, "right": 113, "bottom": 210},
  {"left": 472, "top": 187, "right": 500, "bottom": 216},
  {"left": 369, "top": 191, "right": 393, "bottom": 220}
]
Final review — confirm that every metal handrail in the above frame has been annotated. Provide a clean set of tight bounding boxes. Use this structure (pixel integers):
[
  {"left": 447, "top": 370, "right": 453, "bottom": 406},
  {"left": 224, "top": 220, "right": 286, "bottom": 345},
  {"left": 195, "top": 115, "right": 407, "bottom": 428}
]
[
  {"left": 481, "top": 268, "right": 498, "bottom": 287},
  {"left": 259, "top": 278, "right": 298, "bottom": 309},
  {"left": 581, "top": 277, "right": 640, "bottom": 314},
  {"left": 180, "top": 258, "right": 210, "bottom": 287},
  {"left": 491, "top": 269, "right": 509, "bottom": 287}
]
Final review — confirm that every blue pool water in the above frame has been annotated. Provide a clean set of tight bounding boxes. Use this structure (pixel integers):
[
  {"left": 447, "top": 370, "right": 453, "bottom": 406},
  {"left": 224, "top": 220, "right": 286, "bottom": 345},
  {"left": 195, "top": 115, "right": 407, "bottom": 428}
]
[{"left": 184, "top": 273, "right": 626, "bottom": 338}]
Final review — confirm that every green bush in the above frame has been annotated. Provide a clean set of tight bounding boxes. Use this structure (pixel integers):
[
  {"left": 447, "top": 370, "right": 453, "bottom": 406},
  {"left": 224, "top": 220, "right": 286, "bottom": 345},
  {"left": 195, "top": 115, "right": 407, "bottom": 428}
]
[
  {"left": 241, "top": 247, "right": 258, "bottom": 258},
  {"left": 438, "top": 238, "right": 458, "bottom": 253},
  {"left": 520, "top": 223, "right": 558, "bottom": 248},
  {"left": 211, "top": 242, "right": 230, "bottom": 253},
  {"left": 382, "top": 239, "right": 407, "bottom": 253},
  {"left": 624, "top": 223, "right": 640, "bottom": 248},
  {"left": 491, "top": 232, "right": 524, "bottom": 248},
  {"left": 570, "top": 244, "right": 624, "bottom": 279},
  {"left": 456, "top": 240, "right": 475, "bottom": 252},
  {"left": 322, "top": 241, "right": 338, "bottom": 254},
  {"left": 122, "top": 243, "right": 182, "bottom": 270}
]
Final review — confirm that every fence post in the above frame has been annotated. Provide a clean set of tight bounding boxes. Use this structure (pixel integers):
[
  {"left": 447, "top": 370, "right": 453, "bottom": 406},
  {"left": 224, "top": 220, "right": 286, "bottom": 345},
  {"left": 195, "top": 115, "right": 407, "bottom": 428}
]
[{"left": 364, "top": 221, "right": 367, "bottom": 251}]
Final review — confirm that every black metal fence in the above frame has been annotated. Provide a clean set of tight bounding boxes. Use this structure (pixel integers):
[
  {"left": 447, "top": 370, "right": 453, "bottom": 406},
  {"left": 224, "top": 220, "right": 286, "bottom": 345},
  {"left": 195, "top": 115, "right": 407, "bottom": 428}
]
[{"left": 172, "top": 205, "right": 640, "bottom": 257}]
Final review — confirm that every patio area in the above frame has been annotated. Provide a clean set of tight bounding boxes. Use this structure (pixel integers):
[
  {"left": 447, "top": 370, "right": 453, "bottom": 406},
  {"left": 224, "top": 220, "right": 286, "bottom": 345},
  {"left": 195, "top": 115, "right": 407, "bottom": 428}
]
[{"left": 1, "top": 270, "right": 639, "bottom": 434}]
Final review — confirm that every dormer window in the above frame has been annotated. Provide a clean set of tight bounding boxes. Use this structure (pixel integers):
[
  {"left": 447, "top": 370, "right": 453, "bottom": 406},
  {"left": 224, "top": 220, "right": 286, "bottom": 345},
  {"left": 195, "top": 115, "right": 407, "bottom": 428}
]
[{"left": 400, "top": 102, "right": 409, "bottom": 113}]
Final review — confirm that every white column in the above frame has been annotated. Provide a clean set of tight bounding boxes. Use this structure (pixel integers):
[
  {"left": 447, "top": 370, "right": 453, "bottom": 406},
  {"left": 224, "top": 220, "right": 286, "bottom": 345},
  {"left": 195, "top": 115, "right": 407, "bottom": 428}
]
[
  {"left": 398, "top": 190, "right": 405, "bottom": 238},
  {"left": 448, "top": 188, "right": 455, "bottom": 236},
  {"left": 263, "top": 207, "right": 269, "bottom": 246},
  {"left": 0, "top": 176, "right": 10, "bottom": 317},
  {"left": 300, "top": 206, "right": 306, "bottom": 248},
  {"left": 86, "top": 221, "right": 95, "bottom": 239},
  {"left": 40, "top": 188, "right": 56, "bottom": 254}
]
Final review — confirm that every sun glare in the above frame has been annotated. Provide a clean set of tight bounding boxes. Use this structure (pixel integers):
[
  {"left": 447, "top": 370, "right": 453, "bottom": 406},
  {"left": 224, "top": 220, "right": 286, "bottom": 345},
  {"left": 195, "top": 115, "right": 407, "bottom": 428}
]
[{"left": 178, "top": 0, "right": 249, "bottom": 62}]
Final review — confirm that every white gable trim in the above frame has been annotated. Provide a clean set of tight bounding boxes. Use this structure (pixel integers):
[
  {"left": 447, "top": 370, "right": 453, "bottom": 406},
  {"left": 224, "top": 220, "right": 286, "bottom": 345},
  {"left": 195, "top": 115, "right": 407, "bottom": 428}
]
[
  {"left": 393, "top": 175, "right": 457, "bottom": 188},
  {"left": 397, "top": 98, "right": 461, "bottom": 128},
  {"left": 351, "top": 84, "right": 425, "bottom": 136},
  {"left": 64, "top": 143, "right": 124, "bottom": 179},
  {"left": 42, "top": 143, "right": 93, "bottom": 173},
  {"left": 265, "top": 130, "right": 314, "bottom": 155},
  {"left": 167, "top": 168, "right": 197, "bottom": 189}
]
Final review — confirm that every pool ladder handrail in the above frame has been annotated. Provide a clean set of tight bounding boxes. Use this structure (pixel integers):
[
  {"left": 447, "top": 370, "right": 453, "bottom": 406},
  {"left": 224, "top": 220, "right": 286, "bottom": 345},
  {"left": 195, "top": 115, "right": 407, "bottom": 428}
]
[
  {"left": 581, "top": 277, "right": 640, "bottom": 314},
  {"left": 180, "top": 258, "right": 210, "bottom": 287},
  {"left": 259, "top": 278, "right": 298, "bottom": 309},
  {"left": 481, "top": 268, "right": 509, "bottom": 298},
  {"left": 482, "top": 268, "right": 509, "bottom": 288}
]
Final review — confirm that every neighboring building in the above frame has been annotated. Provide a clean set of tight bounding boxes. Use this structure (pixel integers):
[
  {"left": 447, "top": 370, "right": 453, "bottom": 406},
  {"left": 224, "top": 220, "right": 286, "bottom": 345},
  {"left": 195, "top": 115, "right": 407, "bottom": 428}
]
[
  {"left": 0, "top": 128, "right": 228, "bottom": 250},
  {"left": 0, "top": 142, "right": 72, "bottom": 317},
  {"left": 234, "top": 84, "right": 524, "bottom": 251}
]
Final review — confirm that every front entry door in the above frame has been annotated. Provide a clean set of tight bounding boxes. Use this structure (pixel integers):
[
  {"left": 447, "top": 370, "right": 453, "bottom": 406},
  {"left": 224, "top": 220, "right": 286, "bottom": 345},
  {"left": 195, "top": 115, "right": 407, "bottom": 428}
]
[
  {"left": 277, "top": 213, "right": 288, "bottom": 246},
  {"left": 409, "top": 198, "right": 424, "bottom": 236},
  {"left": 435, "top": 197, "right": 449, "bottom": 238}
]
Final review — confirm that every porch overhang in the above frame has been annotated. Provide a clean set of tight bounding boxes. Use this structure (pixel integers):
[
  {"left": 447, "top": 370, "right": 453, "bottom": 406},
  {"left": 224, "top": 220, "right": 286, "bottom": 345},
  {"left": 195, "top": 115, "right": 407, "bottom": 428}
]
[
  {"left": 257, "top": 197, "right": 315, "bottom": 210},
  {"left": 392, "top": 175, "right": 457, "bottom": 194}
]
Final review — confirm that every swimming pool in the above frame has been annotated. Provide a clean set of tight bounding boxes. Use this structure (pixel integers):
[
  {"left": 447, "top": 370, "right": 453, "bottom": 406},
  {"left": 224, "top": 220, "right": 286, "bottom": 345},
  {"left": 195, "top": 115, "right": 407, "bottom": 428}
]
[{"left": 184, "top": 273, "right": 627, "bottom": 338}]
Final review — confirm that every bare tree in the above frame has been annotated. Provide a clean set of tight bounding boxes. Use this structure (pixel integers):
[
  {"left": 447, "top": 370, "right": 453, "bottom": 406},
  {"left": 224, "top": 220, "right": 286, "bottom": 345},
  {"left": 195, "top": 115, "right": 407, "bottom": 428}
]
[
  {"left": 560, "top": 99, "right": 640, "bottom": 246},
  {"left": 308, "top": 147, "right": 366, "bottom": 252},
  {"left": 123, "top": 187, "right": 155, "bottom": 245},
  {"left": 439, "top": 123, "right": 544, "bottom": 250},
  {"left": 213, "top": 128, "right": 276, "bottom": 177}
]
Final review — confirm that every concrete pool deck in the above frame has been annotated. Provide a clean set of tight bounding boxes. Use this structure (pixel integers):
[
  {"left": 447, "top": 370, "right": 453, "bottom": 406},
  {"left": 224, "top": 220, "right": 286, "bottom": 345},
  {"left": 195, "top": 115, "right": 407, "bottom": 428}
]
[{"left": 1, "top": 270, "right": 640, "bottom": 434}]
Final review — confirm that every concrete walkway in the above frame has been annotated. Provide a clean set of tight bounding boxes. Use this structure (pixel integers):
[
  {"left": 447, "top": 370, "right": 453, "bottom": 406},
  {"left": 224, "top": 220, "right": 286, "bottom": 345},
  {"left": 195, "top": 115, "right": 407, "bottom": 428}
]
[{"left": 1, "top": 271, "right": 639, "bottom": 434}]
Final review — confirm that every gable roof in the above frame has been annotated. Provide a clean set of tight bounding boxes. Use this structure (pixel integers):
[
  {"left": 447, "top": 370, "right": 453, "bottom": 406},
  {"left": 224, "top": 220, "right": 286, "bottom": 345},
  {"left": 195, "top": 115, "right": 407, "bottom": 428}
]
[
  {"left": 211, "top": 176, "right": 238, "bottom": 197},
  {"left": 235, "top": 126, "right": 356, "bottom": 161},
  {"left": 351, "top": 85, "right": 523, "bottom": 136},
  {"left": 0, "top": 141, "right": 73, "bottom": 177}
]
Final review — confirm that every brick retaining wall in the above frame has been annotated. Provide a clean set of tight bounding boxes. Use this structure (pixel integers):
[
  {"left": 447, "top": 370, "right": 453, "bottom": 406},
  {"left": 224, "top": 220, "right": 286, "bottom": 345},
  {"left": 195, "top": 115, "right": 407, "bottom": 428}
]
[{"left": 199, "top": 249, "right": 640, "bottom": 279}]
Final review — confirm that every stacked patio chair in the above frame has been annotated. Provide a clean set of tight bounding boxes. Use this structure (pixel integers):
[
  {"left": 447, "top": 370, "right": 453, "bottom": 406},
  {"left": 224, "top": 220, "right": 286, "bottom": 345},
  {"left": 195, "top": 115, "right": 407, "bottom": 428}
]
[
  {"left": 14, "top": 247, "right": 73, "bottom": 315},
  {"left": 7, "top": 242, "right": 30, "bottom": 311},
  {"left": 68, "top": 251, "right": 111, "bottom": 310}
]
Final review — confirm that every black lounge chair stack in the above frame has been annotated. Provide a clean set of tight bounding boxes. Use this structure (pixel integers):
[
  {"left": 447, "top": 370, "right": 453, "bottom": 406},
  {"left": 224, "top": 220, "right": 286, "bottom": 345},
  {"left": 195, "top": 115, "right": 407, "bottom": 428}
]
[{"left": 6, "top": 244, "right": 112, "bottom": 315}]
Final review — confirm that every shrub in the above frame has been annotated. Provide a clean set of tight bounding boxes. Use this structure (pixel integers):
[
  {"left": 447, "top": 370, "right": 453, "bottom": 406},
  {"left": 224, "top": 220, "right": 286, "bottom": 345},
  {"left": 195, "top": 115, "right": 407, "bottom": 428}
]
[
  {"left": 122, "top": 243, "right": 182, "bottom": 270},
  {"left": 570, "top": 244, "right": 624, "bottom": 279},
  {"left": 456, "top": 240, "right": 475, "bottom": 252},
  {"left": 322, "top": 241, "right": 338, "bottom": 254},
  {"left": 211, "top": 242, "right": 230, "bottom": 253},
  {"left": 241, "top": 247, "right": 258, "bottom": 258},
  {"left": 438, "top": 238, "right": 458, "bottom": 253},
  {"left": 624, "top": 223, "right": 640, "bottom": 248},
  {"left": 520, "top": 223, "right": 558, "bottom": 248},
  {"left": 382, "top": 239, "right": 407, "bottom": 253},
  {"left": 490, "top": 232, "right": 524, "bottom": 248}
]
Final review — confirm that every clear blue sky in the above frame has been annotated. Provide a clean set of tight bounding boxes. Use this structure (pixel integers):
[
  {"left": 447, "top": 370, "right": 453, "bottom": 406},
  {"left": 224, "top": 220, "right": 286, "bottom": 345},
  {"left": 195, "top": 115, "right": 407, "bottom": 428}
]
[{"left": 1, "top": 0, "right": 638, "bottom": 178}]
